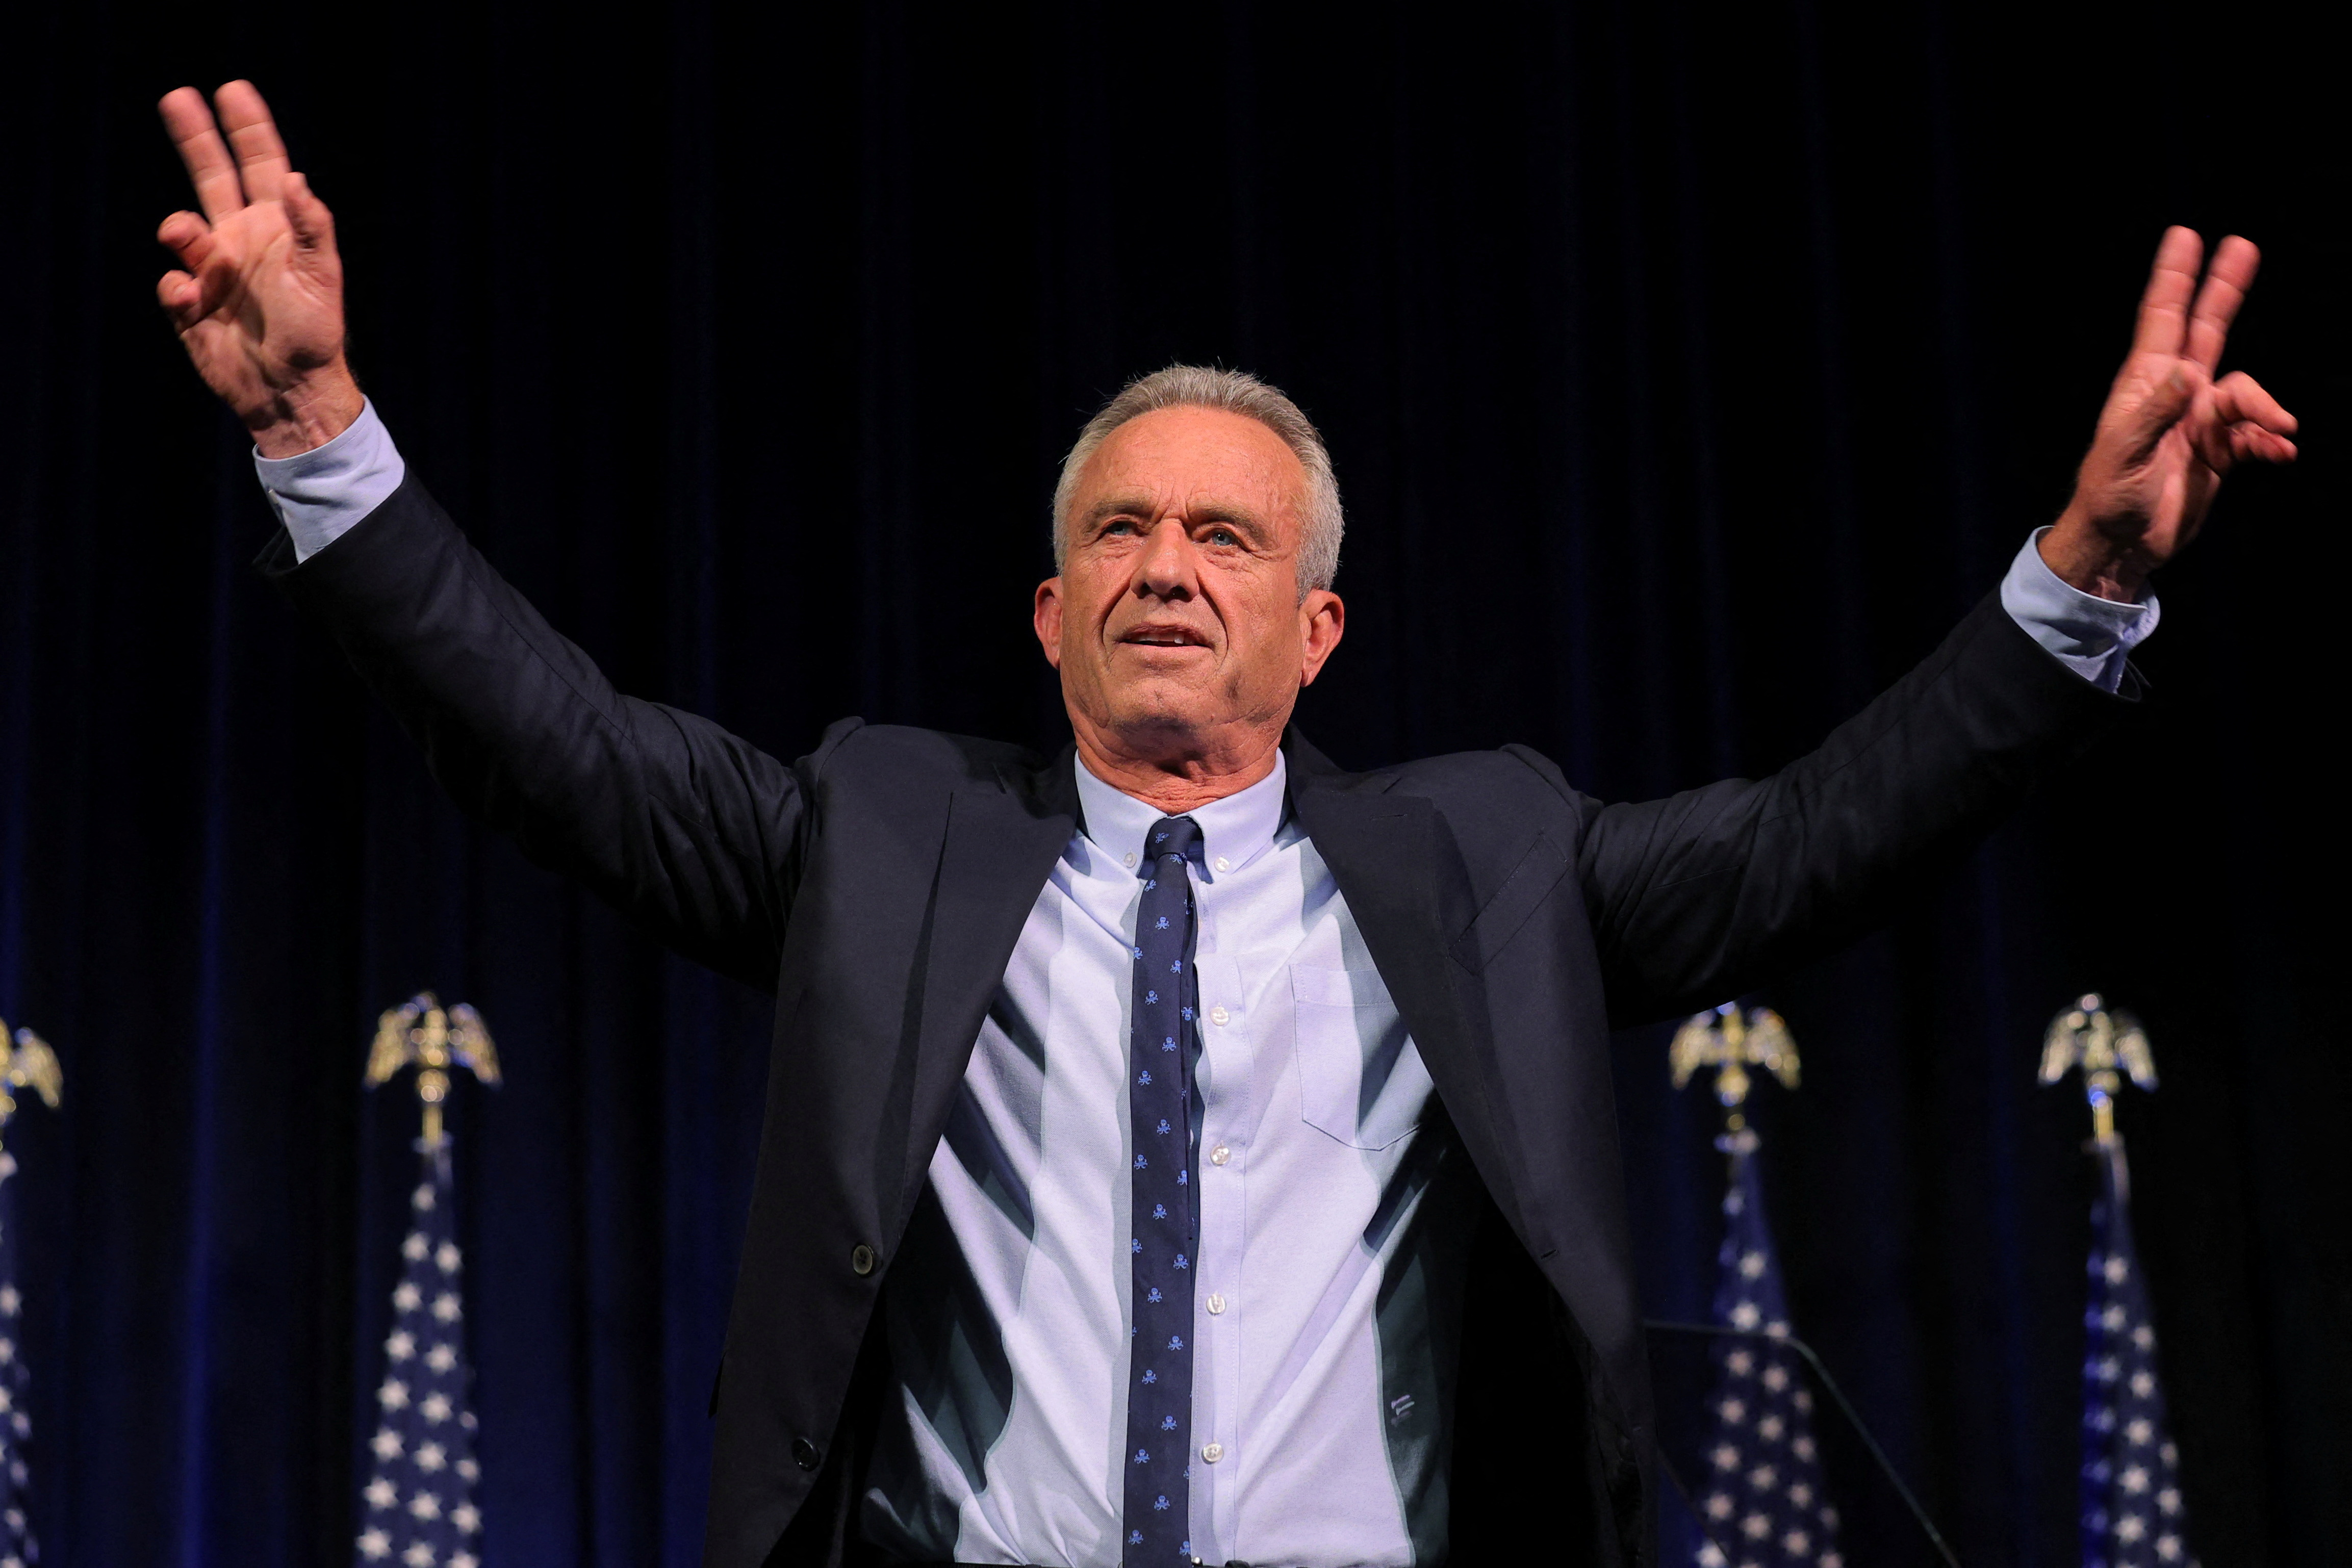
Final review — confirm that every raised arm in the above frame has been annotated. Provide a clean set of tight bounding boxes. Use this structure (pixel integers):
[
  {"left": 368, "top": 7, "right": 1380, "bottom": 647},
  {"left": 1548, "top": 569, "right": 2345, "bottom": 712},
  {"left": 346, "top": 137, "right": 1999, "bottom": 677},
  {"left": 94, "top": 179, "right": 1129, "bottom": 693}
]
[
  {"left": 157, "top": 84, "right": 819, "bottom": 990},
  {"left": 1582, "top": 228, "right": 2297, "bottom": 1023},
  {"left": 1579, "top": 589, "right": 2114, "bottom": 1025},
  {"left": 260, "top": 477, "right": 821, "bottom": 992}
]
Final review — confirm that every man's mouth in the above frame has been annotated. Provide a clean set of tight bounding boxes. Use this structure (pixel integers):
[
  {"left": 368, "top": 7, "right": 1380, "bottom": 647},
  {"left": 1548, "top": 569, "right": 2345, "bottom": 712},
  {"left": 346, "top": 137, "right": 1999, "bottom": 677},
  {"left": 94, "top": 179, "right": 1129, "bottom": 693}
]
[{"left": 1119, "top": 625, "right": 1212, "bottom": 649}]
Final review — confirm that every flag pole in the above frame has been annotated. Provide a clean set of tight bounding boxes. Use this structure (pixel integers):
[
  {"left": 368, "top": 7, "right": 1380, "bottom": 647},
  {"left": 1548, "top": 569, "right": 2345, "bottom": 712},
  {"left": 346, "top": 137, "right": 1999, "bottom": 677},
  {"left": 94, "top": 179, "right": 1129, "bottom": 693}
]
[
  {"left": 2039, "top": 991, "right": 2157, "bottom": 1191},
  {"left": 2040, "top": 993, "right": 2196, "bottom": 1568},
  {"left": 1667, "top": 1003, "right": 1847, "bottom": 1568},
  {"left": 356, "top": 993, "right": 498, "bottom": 1568}
]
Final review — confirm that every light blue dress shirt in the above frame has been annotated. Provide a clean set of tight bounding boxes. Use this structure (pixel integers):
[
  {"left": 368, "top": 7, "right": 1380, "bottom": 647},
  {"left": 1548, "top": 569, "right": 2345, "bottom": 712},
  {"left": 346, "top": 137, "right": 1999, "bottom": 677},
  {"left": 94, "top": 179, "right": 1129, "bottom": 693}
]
[
  {"left": 860, "top": 751, "right": 1473, "bottom": 1566},
  {"left": 259, "top": 406, "right": 2158, "bottom": 1566}
]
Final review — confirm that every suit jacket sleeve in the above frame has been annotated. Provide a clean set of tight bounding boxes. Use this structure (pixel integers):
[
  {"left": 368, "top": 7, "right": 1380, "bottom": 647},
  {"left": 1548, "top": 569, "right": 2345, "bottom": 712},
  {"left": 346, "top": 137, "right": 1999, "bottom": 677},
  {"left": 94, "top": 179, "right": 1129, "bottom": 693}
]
[
  {"left": 1574, "top": 590, "right": 2134, "bottom": 1025},
  {"left": 258, "top": 474, "right": 831, "bottom": 993}
]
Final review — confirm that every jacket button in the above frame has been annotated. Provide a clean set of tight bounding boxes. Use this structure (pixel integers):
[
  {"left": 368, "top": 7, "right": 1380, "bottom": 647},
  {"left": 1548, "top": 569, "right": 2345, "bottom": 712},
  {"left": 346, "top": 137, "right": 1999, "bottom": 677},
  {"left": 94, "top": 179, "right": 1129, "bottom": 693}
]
[
  {"left": 791, "top": 1435, "right": 823, "bottom": 1471},
  {"left": 851, "top": 1243, "right": 877, "bottom": 1275}
]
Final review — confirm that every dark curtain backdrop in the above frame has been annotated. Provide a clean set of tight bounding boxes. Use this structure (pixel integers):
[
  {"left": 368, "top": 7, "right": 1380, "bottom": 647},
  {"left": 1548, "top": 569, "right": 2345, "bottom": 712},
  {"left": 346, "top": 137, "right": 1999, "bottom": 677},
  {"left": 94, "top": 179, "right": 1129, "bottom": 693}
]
[{"left": 2, "top": 2, "right": 2342, "bottom": 1564}]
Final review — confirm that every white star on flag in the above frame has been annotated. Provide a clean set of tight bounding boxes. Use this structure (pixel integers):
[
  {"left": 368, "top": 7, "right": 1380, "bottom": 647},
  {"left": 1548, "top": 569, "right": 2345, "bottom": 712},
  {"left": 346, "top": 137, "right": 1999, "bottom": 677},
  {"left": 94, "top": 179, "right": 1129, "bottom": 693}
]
[
  {"left": 0, "top": 1156, "right": 40, "bottom": 1568},
  {"left": 355, "top": 1145, "right": 485, "bottom": 1568},
  {"left": 2076, "top": 1145, "right": 2201, "bottom": 1568},
  {"left": 1680, "top": 1132, "right": 1842, "bottom": 1568}
]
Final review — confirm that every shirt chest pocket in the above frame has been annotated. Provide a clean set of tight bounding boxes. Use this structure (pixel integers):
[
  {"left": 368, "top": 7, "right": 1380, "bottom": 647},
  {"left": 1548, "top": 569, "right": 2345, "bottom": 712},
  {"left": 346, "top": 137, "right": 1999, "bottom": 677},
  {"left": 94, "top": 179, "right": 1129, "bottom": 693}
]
[{"left": 1287, "top": 964, "right": 1431, "bottom": 1151}]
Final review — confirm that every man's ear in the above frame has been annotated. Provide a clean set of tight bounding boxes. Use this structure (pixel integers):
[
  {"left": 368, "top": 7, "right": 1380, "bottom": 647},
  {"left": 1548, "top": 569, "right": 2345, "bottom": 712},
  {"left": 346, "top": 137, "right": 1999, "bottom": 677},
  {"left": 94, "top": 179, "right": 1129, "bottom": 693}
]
[
  {"left": 1033, "top": 577, "right": 1065, "bottom": 669},
  {"left": 1298, "top": 589, "right": 1345, "bottom": 687}
]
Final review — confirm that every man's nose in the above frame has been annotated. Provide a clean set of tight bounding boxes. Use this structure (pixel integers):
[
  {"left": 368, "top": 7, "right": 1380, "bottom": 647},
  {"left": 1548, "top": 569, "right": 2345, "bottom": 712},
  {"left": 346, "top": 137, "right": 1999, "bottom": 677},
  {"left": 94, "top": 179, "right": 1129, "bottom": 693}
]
[{"left": 1132, "top": 519, "right": 1198, "bottom": 598}]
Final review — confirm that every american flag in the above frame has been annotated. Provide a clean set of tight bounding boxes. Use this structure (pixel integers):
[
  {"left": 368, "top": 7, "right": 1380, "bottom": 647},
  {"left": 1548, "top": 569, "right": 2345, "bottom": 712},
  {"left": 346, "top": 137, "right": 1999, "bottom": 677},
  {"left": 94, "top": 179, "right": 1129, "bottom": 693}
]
[
  {"left": 1691, "top": 1132, "right": 1842, "bottom": 1568},
  {"left": 2078, "top": 1144, "right": 2193, "bottom": 1568},
  {"left": 0, "top": 1151, "right": 37, "bottom": 1568},
  {"left": 356, "top": 1144, "right": 483, "bottom": 1567}
]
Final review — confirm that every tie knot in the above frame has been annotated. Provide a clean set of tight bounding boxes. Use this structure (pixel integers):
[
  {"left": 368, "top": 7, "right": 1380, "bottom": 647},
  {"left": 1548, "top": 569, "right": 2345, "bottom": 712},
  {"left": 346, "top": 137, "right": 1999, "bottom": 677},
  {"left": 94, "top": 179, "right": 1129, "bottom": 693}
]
[{"left": 1140, "top": 816, "right": 1201, "bottom": 876}]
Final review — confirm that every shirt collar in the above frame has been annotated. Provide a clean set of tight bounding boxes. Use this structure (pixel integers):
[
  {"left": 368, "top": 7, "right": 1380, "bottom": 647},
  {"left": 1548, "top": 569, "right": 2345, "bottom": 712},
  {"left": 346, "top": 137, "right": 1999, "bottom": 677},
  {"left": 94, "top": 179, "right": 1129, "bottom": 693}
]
[{"left": 1072, "top": 750, "right": 1289, "bottom": 881}]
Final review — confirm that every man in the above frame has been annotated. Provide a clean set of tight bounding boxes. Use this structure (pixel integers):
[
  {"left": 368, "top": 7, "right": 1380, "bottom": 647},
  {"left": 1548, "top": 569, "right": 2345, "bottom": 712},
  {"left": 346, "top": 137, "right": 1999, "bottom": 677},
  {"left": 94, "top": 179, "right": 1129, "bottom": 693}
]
[{"left": 154, "top": 79, "right": 2294, "bottom": 1568}]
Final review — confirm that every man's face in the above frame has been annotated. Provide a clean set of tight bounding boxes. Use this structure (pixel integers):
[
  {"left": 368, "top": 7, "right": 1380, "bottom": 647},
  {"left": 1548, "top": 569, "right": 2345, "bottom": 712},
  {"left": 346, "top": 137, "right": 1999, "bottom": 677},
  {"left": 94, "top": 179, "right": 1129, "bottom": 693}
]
[{"left": 1034, "top": 406, "right": 1345, "bottom": 768}]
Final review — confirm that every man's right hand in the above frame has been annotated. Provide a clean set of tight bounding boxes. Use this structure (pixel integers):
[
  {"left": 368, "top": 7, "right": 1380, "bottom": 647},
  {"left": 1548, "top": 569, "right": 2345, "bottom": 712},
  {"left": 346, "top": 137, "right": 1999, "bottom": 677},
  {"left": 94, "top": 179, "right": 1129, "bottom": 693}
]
[{"left": 157, "top": 82, "right": 362, "bottom": 458}]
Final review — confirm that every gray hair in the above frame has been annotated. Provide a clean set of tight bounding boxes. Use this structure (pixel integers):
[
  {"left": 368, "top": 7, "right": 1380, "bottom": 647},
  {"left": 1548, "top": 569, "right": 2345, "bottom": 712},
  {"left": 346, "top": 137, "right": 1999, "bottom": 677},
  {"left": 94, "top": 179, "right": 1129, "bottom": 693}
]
[{"left": 1051, "top": 365, "right": 1345, "bottom": 594}]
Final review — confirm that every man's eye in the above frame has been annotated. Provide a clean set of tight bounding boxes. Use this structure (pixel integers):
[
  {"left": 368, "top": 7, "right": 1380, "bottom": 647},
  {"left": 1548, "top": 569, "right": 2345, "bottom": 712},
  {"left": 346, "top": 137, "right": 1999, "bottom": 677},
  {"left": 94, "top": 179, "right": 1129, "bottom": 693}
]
[
  {"left": 1103, "top": 520, "right": 1139, "bottom": 537},
  {"left": 1206, "top": 527, "right": 1239, "bottom": 547}
]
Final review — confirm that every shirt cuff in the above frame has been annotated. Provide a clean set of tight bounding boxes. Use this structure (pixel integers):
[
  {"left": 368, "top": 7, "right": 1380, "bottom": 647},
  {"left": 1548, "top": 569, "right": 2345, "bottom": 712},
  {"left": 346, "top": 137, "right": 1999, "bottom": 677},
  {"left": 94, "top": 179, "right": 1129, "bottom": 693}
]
[
  {"left": 252, "top": 399, "right": 406, "bottom": 564},
  {"left": 1998, "top": 528, "right": 2159, "bottom": 693}
]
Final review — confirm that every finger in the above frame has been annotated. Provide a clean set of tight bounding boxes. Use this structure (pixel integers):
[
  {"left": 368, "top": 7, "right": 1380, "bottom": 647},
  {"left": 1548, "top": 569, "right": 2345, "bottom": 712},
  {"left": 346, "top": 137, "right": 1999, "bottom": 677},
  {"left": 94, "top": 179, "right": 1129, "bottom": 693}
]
[
  {"left": 2230, "top": 426, "right": 2298, "bottom": 464},
  {"left": 2212, "top": 369, "right": 2297, "bottom": 436},
  {"left": 156, "top": 210, "right": 216, "bottom": 270},
  {"left": 2204, "top": 422, "right": 2297, "bottom": 472},
  {"left": 282, "top": 170, "right": 337, "bottom": 251},
  {"left": 159, "top": 86, "right": 246, "bottom": 221},
  {"left": 156, "top": 267, "right": 201, "bottom": 325},
  {"left": 2128, "top": 226, "right": 2205, "bottom": 359},
  {"left": 213, "top": 80, "right": 292, "bottom": 204},
  {"left": 2185, "top": 236, "right": 2261, "bottom": 374}
]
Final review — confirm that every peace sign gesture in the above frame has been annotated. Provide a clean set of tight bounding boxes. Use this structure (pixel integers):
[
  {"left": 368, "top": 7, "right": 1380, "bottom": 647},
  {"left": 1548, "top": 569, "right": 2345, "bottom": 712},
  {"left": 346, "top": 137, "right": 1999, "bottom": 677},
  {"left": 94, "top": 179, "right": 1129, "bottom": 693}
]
[
  {"left": 155, "top": 82, "right": 363, "bottom": 457},
  {"left": 2041, "top": 227, "right": 2298, "bottom": 600}
]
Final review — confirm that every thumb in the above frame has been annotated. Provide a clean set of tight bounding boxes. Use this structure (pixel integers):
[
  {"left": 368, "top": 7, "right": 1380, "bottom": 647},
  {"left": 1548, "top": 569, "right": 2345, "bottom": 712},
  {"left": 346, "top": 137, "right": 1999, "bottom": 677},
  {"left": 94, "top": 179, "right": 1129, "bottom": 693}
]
[
  {"left": 2119, "top": 363, "right": 2195, "bottom": 461},
  {"left": 284, "top": 171, "right": 337, "bottom": 252}
]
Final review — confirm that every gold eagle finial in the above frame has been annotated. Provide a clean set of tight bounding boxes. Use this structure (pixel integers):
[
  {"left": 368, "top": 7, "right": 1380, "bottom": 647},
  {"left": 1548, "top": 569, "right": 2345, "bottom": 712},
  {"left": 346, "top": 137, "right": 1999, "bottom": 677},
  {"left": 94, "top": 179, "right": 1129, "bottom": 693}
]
[
  {"left": 365, "top": 992, "right": 500, "bottom": 1146},
  {"left": 1670, "top": 1002, "right": 1800, "bottom": 1132},
  {"left": 2039, "top": 992, "right": 2155, "bottom": 1144},
  {"left": 0, "top": 1019, "right": 63, "bottom": 1149}
]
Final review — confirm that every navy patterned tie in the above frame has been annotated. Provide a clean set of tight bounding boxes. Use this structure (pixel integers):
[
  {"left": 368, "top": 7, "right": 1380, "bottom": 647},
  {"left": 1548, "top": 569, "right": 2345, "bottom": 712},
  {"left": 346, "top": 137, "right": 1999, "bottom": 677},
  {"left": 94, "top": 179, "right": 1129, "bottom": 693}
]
[{"left": 1123, "top": 815, "right": 1200, "bottom": 1566}]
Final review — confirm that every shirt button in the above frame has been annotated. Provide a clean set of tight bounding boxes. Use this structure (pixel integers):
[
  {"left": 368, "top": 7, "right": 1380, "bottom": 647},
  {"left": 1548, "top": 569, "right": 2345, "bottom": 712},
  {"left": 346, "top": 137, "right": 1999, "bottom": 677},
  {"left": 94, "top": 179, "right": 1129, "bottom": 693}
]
[
  {"left": 1209, "top": 1006, "right": 1230, "bottom": 1026},
  {"left": 1207, "top": 1293, "right": 1227, "bottom": 1315},
  {"left": 1210, "top": 1145, "right": 1231, "bottom": 1166},
  {"left": 1213, "top": 855, "right": 1230, "bottom": 872},
  {"left": 1201, "top": 1442, "right": 1225, "bottom": 1463},
  {"left": 1123, "top": 852, "right": 1138, "bottom": 868},
  {"left": 851, "top": 1244, "right": 877, "bottom": 1276}
]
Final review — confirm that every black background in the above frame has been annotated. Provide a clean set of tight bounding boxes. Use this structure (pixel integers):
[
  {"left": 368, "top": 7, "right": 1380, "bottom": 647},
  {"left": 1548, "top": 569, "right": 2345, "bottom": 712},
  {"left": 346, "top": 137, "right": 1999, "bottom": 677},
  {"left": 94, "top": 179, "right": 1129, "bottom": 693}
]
[{"left": 2, "top": 1, "right": 2344, "bottom": 1563}]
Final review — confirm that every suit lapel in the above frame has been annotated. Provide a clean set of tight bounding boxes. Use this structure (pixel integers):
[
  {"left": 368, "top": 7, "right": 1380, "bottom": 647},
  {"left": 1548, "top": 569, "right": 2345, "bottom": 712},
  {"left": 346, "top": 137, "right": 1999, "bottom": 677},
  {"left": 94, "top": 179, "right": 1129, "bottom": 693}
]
[
  {"left": 895, "top": 750, "right": 1079, "bottom": 1226},
  {"left": 887, "top": 735, "right": 1521, "bottom": 1239},
  {"left": 1286, "top": 733, "right": 1520, "bottom": 1221}
]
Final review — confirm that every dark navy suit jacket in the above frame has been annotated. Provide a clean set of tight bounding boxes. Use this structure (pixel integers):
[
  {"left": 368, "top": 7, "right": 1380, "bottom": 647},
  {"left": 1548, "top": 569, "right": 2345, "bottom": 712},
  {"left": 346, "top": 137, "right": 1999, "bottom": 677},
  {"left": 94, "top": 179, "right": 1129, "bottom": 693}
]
[{"left": 265, "top": 478, "right": 2131, "bottom": 1567}]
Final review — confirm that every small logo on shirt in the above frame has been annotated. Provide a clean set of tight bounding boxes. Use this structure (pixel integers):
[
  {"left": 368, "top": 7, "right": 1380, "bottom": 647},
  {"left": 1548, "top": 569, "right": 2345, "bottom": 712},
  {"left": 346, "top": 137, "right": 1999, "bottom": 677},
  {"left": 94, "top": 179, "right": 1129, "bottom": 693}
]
[{"left": 1390, "top": 1393, "right": 1416, "bottom": 1424}]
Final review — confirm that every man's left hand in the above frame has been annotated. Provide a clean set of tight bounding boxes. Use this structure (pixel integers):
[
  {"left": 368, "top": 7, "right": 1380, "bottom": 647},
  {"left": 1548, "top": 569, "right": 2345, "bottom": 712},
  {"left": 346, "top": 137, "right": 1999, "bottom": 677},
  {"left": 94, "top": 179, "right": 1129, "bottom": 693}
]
[{"left": 2040, "top": 226, "right": 2298, "bottom": 601}]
